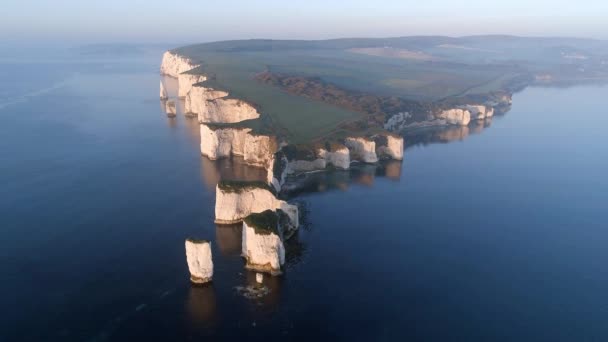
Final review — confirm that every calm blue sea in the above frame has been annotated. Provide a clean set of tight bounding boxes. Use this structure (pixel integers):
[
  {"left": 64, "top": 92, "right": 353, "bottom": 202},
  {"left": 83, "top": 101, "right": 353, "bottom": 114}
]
[{"left": 1, "top": 46, "right": 607, "bottom": 341}]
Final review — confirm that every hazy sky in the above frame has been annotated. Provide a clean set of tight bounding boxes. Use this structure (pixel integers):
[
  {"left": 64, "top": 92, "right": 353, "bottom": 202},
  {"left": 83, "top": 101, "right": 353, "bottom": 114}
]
[{"left": 2, "top": 0, "right": 607, "bottom": 44}]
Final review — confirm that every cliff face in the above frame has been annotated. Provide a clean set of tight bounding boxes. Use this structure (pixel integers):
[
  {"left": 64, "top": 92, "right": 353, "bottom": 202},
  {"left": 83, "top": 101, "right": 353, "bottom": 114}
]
[
  {"left": 375, "top": 134, "right": 404, "bottom": 161},
  {"left": 241, "top": 217, "right": 285, "bottom": 275},
  {"left": 185, "top": 239, "right": 214, "bottom": 283},
  {"left": 198, "top": 98, "right": 260, "bottom": 123},
  {"left": 345, "top": 137, "right": 378, "bottom": 163},
  {"left": 464, "top": 105, "right": 494, "bottom": 120},
  {"left": 437, "top": 108, "right": 471, "bottom": 126},
  {"left": 160, "top": 51, "right": 199, "bottom": 78},
  {"left": 160, "top": 81, "right": 168, "bottom": 100},
  {"left": 178, "top": 73, "right": 206, "bottom": 98},
  {"left": 200, "top": 124, "right": 277, "bottom": 168},
  {"left": 185, "top": 85, "right": 229, "bottom": 118},
  {"left": 214, "top": 183, "right": 298, "bottom": 226}
]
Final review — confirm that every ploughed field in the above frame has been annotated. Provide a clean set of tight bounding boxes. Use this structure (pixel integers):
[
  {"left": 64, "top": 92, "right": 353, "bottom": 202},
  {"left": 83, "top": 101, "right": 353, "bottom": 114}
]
[{"left": 173, "top": 36, "right": 608, "bottom": 142}]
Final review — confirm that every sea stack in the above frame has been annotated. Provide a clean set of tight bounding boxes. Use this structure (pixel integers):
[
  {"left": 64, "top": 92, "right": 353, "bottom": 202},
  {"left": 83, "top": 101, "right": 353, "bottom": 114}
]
[
  {"left": 165, "top": 100, "right": 177, "bottom": 117},
  {"left": 160, "top": 81, "right": 168, "bottom": 100},
  {"left": 241, "top": 210, "right": 285, "bottom": 275},
  {"left": 185, "top": 238, "right": 214, "bottom": 284}
]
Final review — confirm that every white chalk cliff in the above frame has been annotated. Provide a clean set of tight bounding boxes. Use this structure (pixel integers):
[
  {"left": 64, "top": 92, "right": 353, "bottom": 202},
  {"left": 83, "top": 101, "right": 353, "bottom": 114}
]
[
  {"left": 241, "top": 212, "right": 285, "bottom": 275},
  {"left": 185, "top": 239, "right": 214, "bottom": 283},
  {"left": 178, "top": 73, "right": 206, "bottom": 98},
  {"left": 464, "top": 104, "right": 494, "bottom": 120},
  {"left": 165, "top": 100, "right": 177, "bottom": 117},
  {"left": 200, "top": 124, "right": 277, "bottom": 168},
  {"left": 375, "top": 134, "right": 404, "bottom": 161},
  {"left": 160, "top": 51, "right": 199, "bottom": 78},
  {"left": 160, "top": 81, "right": 168, "bottom": 100},
  {"left": 214, "top": 182, "right": 298, "bottom": 228},
  {"left": 437, "top": 108, "right": 471, "bottom": 126},
  {"left": 345, "top": 137, "right": 378, "bottom": 163}
]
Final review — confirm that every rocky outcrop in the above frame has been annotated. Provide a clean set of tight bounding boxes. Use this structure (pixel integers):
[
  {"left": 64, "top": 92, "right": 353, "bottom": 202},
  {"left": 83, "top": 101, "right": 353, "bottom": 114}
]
[
  {"left": 185, "top": 238, "right": 213, "bottom": 284},
  {"left": 269, "top": 152, "right": 289, "bottom": 192},
  {"left": 200, "top": 124, "right": 277, "bottom": 168},
  {"left": 165, "top": 100, "right": 177, "bottom": 117},
  {"left": 178, "top": 73, "right": 206, "bottom": 98},
  {"left": 241, "top": 210, "right": 285, "bottom": 275},
  {"left": 198, "top": 98, "right": 260, "bottom": 123},
  {"left": 374, "top": 133, "right": 404, "bottom": 160},
  {"left": 214, "top": 181, "right": 298, "bottom": 229},
  {"left": 437, "top": 108, "right": 471, "bottom": 126},
  {"left": 160, "top": 51, "right": 199, "bottom": 78},
  {"left": 345, "top": 137, "right": 378, "bottom": 163},
  {"left": 318, "top": 142, "right": 350, "bottom": 169},
  {"left": 160, "top": 81, "right": 168, "bottom": 100},
  {"left": 185, "top": 85, "right": 229, "bottom": 119},
  {"left": 464, "top": 104, "right": 494, "bottom": 120}
]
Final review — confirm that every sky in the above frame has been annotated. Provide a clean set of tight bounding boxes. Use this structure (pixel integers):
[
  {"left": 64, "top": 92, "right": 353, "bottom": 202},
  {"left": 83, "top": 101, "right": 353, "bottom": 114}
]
[{"left": 2, "top": 0, "right": 607, "bottom": 44}]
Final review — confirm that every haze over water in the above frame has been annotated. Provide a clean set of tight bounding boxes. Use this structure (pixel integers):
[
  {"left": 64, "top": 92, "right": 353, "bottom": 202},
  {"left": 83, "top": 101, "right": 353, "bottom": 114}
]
[{"left": 1, "top": 47, "right": 608, "bottom": 341}]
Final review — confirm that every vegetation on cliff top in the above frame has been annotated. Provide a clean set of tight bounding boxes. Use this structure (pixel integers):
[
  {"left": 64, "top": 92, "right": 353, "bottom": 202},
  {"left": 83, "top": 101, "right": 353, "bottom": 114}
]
[
  {"left": 244, "top": 210, "right": 280, "bottom": 236},
  {"left": 173, "top": 36, "right": 608, "bottom": 142},
  {"left": 218, "top": 180, "right": 276, "bottom": 195}
]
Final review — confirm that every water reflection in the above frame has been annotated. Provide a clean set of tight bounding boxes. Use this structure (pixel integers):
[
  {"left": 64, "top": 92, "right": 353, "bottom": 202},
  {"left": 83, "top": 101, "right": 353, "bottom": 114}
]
[
  {"left": 215, "top": 224, "right": 242, "bottom": 256},
  {"left": 281, "top": 161, "right": 402, "bottom": 198},
  {"left": 199, "top": 156, "right": 268, "bottom": 192},
  {"left": 403, "top": 118, "right": 494, "bottom": 149},
  {"left": 186, "top": 284, "right": 218, "bottom": 327}
]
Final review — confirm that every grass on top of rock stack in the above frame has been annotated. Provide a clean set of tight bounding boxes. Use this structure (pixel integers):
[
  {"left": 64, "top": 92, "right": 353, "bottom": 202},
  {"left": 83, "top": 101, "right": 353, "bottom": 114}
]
[
  {"left": 218, "top": 180, "right": 276, "bottom": 195},
  {"left": 244, "top": 210, "right": 280, "bottom": 236}
]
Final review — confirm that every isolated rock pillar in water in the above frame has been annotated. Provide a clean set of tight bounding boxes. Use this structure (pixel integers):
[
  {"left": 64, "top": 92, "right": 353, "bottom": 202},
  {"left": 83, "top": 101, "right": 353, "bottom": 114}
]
[{"left": 185, "top": 239, "right": 214, "bottom": 284}]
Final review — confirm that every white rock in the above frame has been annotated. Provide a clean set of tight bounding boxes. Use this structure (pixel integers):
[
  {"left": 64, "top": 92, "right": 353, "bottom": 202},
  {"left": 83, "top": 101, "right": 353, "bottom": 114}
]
[
  {"left": 178, "top": 73, "right": 206, "bottom": 98},
  {"left": 160, "top": 51, "right": 199, "bottom": 77},
  {"left": 437, "top": 108, "right": 471, "bottom": 126},
  {"left": 200, "top": 124, "right": 277, "bottom": 168},
  {"left": 375, "top": 134, "right": 404, "bottom": 161},
  {"left": 241, "top": 212, "right": 285, "bottom": 275},
  {"left": 185, "top": 85, "right": 229, "bottom": 118},
  {"left": 256, "top": 273, "right": 264, "bottom": 284},
  {"left": 214, "top": 183, "right": 298, "bottom": 227},
  {"left": 165, "top": 100, "right": 177, "bottom": 117},
  {"left": 200, "top": 98, "right": 260, "bottom": 124},
  {"left": 185, "top": 239, "right": 213, "bottom": 284},
  {"left": 318, "top": 144, "right": 351, "bottom": 169},
  {"left": 463, "top": 104, "right": 494, "bottom": 120},
  {"left": 160, "top": 81, "right": 168, "bottom": 100},
  {"left": 384, "top": 112, "right": 412, "bottom": 132},
  {"left": 345, "top": 137, "right": 378, "bottom": 163}
]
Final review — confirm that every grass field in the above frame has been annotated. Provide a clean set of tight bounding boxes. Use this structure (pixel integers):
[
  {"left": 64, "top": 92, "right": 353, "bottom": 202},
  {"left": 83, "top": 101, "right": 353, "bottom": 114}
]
[{"left": 174, "top": 36, "right": 608, "bottom": 142}]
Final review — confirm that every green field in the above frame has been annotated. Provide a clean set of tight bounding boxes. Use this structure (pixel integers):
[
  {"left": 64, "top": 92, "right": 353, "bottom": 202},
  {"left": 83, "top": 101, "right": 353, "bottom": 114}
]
[{"left": 174, "top": 36, "right": 608, "bottom": 142}]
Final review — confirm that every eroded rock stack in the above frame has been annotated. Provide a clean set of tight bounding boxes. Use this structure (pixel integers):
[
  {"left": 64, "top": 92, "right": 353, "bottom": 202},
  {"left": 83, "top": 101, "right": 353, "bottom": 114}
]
[{"left": 185, "top": 238, "right": 214, "bottom": 284}]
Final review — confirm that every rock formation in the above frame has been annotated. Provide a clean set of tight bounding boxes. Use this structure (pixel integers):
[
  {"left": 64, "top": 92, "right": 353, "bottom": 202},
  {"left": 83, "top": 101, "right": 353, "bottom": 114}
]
[
  {"left": 185, "top": 238, "right": 214, "bottom": 284},
  {"left": 198, "top": 98, "right": 260, "bottom": 124},
  {"left": 374, "top": 133, "right": 404, "bottom": 160},
  {"left": 241, "top": 210, "right": 286, "bottom": 275},
  {"left": 437, "top": 108, "right": 471, "bottom": 126},
  {"left": 345, "top": 137, "right": 378, "bottom": 163},
  {"left": 160, "top": 51, "right": 199, "bottom": 78},
  {"left": 160, "top": 81, "right": 168, "bottom": 100},
  {"left": 178, "top": 73, "right": 206, "bottom": 98},
  {"left": 200, "top": 124, "right": 277, "bottom": 168},
  {"left": 464, "top": 104, "right": 494, "bottom": 120},
  {"left": 165, "top": 100, "right": 177, "bottom": 117},
  {"left": 214, "top": 180, "right": 298, "bottom": 228}
]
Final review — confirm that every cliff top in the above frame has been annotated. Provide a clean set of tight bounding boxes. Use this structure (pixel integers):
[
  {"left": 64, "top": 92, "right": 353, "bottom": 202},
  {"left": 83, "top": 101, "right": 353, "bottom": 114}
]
[
  {"left": 244, "top": 210, "right": 280, "bottom": 236},
  {"left": 218, "top": 180, "right": 277, "bottom": 195},
  {"left": 171, "top": 36, "right": 608, "bottom": 142}
]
